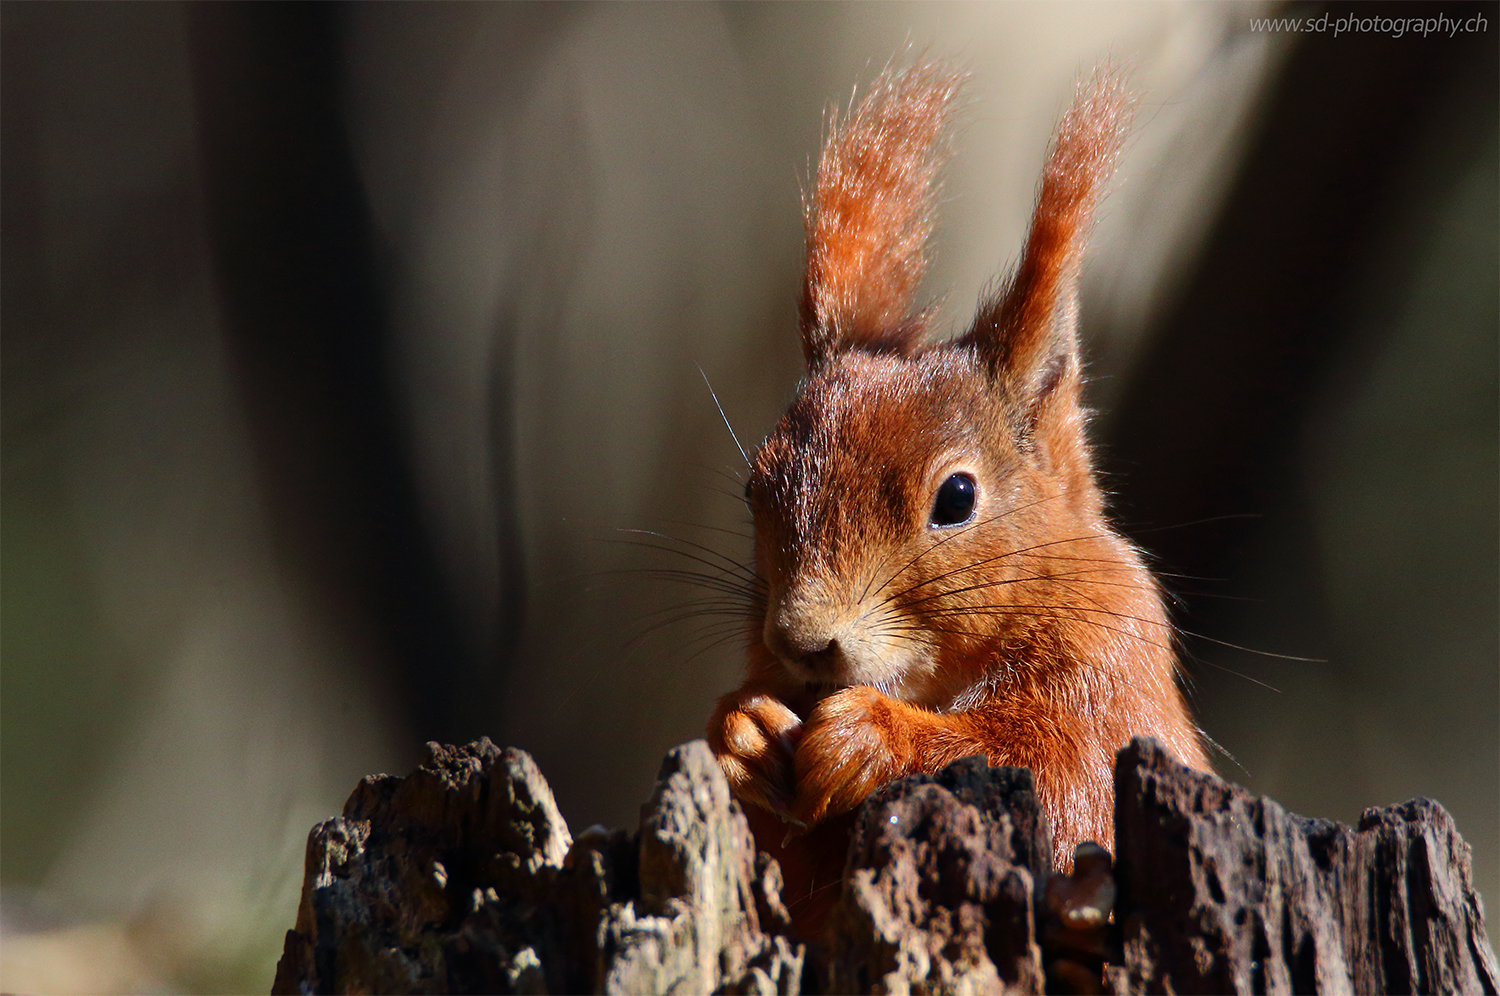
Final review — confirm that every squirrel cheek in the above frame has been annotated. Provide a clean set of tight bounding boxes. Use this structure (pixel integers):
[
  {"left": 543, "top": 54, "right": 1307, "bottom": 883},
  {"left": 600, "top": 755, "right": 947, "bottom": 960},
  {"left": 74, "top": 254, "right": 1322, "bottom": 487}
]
[{"left": 840, "top": 619, "right": 938, "bottom": 693}]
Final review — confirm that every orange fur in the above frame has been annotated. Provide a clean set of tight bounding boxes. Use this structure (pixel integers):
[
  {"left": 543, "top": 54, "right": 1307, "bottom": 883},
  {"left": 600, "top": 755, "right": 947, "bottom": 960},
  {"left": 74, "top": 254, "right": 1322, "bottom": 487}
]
[
  {"left": 707, "top": 64, "right": 1209, "bottom": 939},
  {"left": 799, "top": 62, "right": 964, "bottom": 367}
]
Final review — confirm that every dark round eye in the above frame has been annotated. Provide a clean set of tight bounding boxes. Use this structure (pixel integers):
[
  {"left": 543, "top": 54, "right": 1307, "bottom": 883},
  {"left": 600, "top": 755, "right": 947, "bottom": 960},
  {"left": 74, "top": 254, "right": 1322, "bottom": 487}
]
[{"left": 929, "top": 473, "right": 977, "bottom": 527}]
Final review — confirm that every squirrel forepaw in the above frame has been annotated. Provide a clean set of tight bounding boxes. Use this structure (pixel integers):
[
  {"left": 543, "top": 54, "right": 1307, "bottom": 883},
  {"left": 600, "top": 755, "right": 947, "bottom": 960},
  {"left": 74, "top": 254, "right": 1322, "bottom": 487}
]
[
  {"left": 708, "top": 689, "right": 803, "bottom": 818},
  {"left": 791, "top": 685, "right": 907, "bottom": 826}
]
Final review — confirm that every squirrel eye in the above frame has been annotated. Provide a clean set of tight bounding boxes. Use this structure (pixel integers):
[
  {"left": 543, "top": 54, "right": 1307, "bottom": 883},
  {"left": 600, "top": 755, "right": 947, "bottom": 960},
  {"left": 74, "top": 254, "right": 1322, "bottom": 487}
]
[{"left": 929, "top": 473, "right": 977, "bottom": 527}]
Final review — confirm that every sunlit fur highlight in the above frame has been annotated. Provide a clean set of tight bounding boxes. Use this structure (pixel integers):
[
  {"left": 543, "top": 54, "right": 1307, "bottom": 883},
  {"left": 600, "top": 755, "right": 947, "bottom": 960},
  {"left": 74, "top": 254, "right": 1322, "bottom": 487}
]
[
  {"left": 707, "top": 63, "right": 1210, "bottom": 937},
  {"left": 799, "top": 62, "right": 964, "bottom": 367}
]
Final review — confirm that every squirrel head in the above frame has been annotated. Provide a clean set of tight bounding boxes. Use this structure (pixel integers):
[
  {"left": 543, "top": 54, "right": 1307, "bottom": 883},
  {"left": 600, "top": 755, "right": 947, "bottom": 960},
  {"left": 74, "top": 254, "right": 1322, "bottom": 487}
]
[{"left": 746, "top": 63, "right": 1139, "bottom": 704}]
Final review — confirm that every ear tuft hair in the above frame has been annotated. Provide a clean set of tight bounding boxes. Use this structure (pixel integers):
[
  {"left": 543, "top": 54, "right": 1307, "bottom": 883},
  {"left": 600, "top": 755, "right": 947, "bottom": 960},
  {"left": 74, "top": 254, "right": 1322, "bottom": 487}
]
[
  {"left": 799, "top": 62, "right": 966, "bottom": 369},
  {"left": 964, "top": 67, "right": 1133, "bottom": 408}
]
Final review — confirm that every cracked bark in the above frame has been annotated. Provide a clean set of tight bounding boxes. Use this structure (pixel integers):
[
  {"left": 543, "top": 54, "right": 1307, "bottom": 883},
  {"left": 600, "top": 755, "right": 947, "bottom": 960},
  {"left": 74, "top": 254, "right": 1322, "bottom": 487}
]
[{"left": 272, "top": 737, "right": 1495, "bottom": 995}]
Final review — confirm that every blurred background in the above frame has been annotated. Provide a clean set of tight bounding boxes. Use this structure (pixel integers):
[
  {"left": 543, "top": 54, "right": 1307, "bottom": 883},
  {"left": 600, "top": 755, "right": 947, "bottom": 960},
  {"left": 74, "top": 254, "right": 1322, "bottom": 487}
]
[{"left": 2, "top": 1, "right": 1494, "bottom": 991}]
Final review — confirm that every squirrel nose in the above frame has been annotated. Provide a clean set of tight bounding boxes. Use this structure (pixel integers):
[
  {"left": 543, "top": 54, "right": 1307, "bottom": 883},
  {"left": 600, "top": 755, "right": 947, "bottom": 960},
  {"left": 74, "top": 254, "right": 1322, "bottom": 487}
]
[
  {"left": 780, "top": 632, "right": 841, "bottom": 671},
  {"left": 766, "top": 608, "right": 845, "bottom": 675}
]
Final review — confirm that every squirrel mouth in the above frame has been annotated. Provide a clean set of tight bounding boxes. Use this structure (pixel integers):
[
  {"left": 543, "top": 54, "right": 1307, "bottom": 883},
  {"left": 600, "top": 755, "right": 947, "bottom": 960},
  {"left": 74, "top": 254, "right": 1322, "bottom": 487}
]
[
  {"left": 781, "top": 681, "right": 828, "bottom": 721},
  {"left": 804, "top": 679, "right": 855, "bottom": 701}
]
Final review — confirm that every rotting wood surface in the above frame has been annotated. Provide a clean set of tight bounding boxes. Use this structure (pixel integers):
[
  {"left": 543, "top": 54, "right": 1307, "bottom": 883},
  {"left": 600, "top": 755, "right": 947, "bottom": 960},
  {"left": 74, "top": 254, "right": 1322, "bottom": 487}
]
[{"left": 272, "top": 737, "right": 1496, "bottom": 995}]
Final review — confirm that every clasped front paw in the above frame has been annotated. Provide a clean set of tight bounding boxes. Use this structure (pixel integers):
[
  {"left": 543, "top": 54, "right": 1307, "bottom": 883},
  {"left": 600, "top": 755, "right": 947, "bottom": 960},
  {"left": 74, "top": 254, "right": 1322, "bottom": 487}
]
[
  {"left": 708, "top": 689, "right": 803, "bottom": 817},
  {"left": 790, "top": 685, "right": 902, "bottom": 827}
]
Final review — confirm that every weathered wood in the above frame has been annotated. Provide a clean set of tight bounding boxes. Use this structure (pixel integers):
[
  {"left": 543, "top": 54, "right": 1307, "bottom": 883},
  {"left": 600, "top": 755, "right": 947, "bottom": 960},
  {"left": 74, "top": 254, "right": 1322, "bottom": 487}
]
[
  {"left": 823, "top": 758, "right": 1050, "bottom": 995},
  {"left": 273, "top": 737, "right": 1495, "bottom": 995},
  {"left": 272, "top": 738, "right": 803, "bottom": 995},
  {"left": 1111, "top": 737, "right": 1498, "bottom": 995}
]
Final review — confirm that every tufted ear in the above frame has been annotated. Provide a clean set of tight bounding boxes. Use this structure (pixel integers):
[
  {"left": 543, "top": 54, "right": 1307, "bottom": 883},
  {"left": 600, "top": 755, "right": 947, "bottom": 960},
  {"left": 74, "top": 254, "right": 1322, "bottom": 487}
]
[
  {"left": 962, "top": 69, "right": 1132, "bottom": 437},
  {"left": 799, "top": 62, "right": 965, "bottom": 370}
]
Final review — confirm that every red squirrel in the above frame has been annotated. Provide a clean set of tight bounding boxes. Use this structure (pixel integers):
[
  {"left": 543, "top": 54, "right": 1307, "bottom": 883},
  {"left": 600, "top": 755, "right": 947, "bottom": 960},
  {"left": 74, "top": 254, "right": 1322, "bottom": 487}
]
[{"left": 706, "top": 62, "right": 1210, "bottom": 932}]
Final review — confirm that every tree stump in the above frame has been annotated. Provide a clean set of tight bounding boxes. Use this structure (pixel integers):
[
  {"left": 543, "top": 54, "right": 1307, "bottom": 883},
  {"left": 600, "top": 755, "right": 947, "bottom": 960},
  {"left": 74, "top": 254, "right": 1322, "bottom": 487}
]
[
  {"left": 271, "top": 740, "right": 802, "bottom": 995},
  {"left": 272, "top": 737, "right": 1496, "bottom": 995},
  {"left": 824, "top": 758, "right": 1051, "bottom": 994},
  {"left": 1110, "top": 738, "right": 1498, "bottom": 995}
]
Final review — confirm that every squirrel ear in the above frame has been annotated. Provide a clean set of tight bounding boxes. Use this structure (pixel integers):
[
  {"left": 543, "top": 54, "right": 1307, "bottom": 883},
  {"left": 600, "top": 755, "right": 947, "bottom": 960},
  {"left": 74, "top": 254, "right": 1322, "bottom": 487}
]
[
  {"left": 799, "top": 62, "right": 965, "bottom": 370},
  {"left": 963, "top": 68, "right": 1132, "bottom": 432}
]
